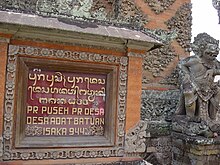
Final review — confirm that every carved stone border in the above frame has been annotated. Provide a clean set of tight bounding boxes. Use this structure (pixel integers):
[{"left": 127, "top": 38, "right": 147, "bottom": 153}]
[
  {"left": 125, "top": 120, "right": 149, "bottom": 157},
  {"left": 3, "top": 45, "right": 128, "bottom": 160}
]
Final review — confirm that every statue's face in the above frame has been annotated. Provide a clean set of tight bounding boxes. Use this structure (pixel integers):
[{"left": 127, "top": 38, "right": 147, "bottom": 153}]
[{"left": 203, "top": 43, "right": 219, "bottom": 60}]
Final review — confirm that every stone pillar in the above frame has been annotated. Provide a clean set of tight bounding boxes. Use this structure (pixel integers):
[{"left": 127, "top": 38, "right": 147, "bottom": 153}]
[
  {"left": 0, "top": 37, "right": 10, "bottom": 160},
  {"left": 172, "top": 132, "right": 220, "bottom": 165}
]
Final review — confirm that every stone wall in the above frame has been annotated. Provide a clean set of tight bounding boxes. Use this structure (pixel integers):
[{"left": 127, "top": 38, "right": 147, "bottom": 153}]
[
  {"left": 137, "top": 0, "right": 191, "bottom": 89},
  {"left": 138, "top": 1, "right": 191, "bottom": 164}
]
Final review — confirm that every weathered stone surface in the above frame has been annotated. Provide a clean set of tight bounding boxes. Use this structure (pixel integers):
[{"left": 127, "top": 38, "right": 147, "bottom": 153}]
[
  {"left": 172, "top": 132, "right": 220, "bottom": 165},
  {"left": 166, "top": 3, "right": 192, "bottom": 52},
  {"left": 141, "top": 90, "right": 179, "bottom": 122},
  {"left": 174, "top": 33, "right": 220, "bottom": 138}
]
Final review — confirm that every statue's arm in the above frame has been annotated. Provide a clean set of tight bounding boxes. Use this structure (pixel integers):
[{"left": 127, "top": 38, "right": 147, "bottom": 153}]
[
  {"left": 213, "top": 61, "right": 220, "bottom": 75},
  {"left": 179, "top": 57, "right": 194, "bottom": 76}
]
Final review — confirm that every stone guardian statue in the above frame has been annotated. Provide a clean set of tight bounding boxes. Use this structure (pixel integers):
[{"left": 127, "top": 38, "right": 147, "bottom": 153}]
[{"left": 173, "top": 33, "right": 220, "bottom": 138}]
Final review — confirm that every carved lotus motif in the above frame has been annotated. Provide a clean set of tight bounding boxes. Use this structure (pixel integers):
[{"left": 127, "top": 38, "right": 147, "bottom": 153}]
[
  {"left": 25, "top": 47, "right": 35, "bottom": 55},
  {"left": 7, "top": 63, "right": 16, "bottom": 73},
  {"left": 36, "top": 152, "right": 45, "bottom": 159},
  {"left": 8, "top": 45, "right": 19, "bottom": 56},
  {"left": 103, "top": 150, "right": 111, "bottom": 157},
  {"left": 120, "top": 57, "right": 128, "bottom": 66},
  {"left": 93, "top": 54, "right": 102, "bottom": 62},
  {"left": 21, "top": 152, "right": 30, "bottom": 160},
  {"left": 56, "top": 50, "right": 64, "bottom": 57},
  {"left": 41, "top": 48, "right": 50, "bottom": 56}
]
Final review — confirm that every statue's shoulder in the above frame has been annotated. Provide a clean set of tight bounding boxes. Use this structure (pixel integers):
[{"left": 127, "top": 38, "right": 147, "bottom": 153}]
[{"left": 179, "top": 55, "right": 200, "bottom": 65}]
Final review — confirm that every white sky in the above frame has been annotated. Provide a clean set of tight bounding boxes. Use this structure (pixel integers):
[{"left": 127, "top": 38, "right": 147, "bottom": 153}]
[
  {"left": 192, "top": 0, "right": 220, "bottom": 41},
  {"left": 191, "top": 0, "right": 220, "bottom": 80}
]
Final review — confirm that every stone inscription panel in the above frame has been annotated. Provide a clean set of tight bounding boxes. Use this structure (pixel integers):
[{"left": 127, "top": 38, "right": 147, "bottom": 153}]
[{"left": 25, "top": 68, "right": 106, "bottom": 137}]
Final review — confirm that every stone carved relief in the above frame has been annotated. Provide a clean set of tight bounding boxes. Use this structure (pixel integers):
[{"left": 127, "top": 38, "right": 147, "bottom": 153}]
[
  {"left": 25, "top": 126, "right": 43, "bottom": 136},
  {"left": 0, "top": 0, "right": 38, "bottom": 13},
  {"left": 151, "top": 137, "right": 172, "bottom": 165},
  {"left": 173, "top": 33, "right": 220, "bottom": 138},
  {"left": 166, "top": 3, "right": 192, "bottom": 52},
  {"left": 159, "top": 66, "right": 179, "bottom": 86},
  {"left": 141, "top": 90, "right": 180, "bottom": 121},
  {"left": 144, "top": 137, "right": 172, "bottom": 165},
  {"left": 142, "top": 76, "right": 150, "bottom": 85},
  {"left": 147, "top": 122, "right": 171, "bottom": 137},
  {"left": 117, "top": 0, "right": 148, "bottom": 27},
  {"left": 0, "top": 0, "right": 148, "bottom": 28},
  {"left": 143, "top": 137, "right": 172, "bottom": 165},
  {"left": 144, "top": 0, "right": 176, "bottom": 14},
  {"left": 2, "top": 45, "right": 128, "bottom": 160},
  {"left": 125, "top": 120, "right": 149, "bottom": 156},
  {"left": 143, "top": 45, "right": 178, "bottom": 77},
  {"left": 0, "top": 136, "right": 3, "bottom": 160},
  {"left": 36, "top": 0, "right": 113, "bottom": 20}
]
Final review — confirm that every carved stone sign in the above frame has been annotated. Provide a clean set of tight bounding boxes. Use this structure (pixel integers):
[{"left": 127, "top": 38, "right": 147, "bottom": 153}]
[
  {"left": 25, "top": 69, "right": 106, "bottom": 137},
  {"left": 2, "top": 45, "right": 128, "bottom": 160}
]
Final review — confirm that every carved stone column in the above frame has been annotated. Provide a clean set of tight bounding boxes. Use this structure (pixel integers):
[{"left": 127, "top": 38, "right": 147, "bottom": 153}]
[{"left": 0, "top": 36, "right": 10, "bottom": 160}]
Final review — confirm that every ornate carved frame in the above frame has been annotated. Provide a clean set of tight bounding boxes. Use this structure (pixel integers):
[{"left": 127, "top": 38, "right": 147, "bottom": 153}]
[{"left": 3, "top": 45, "right": 128, "bottom": 160}]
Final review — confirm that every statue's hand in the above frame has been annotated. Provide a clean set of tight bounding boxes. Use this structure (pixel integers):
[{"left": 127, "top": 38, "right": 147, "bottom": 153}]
[{"left": 204, "top": 69, "right": 214, "bottom": 81}]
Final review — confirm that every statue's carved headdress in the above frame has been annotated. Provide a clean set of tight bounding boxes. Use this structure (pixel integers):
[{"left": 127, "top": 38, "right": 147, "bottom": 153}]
[{"left": 192, "top": 33, "right": 219, "bottom": 56}]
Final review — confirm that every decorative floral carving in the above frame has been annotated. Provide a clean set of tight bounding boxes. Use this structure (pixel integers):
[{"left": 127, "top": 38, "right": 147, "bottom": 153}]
[
  {"left": 141, "top": 90, "right": 180, "bottom": 121},
  {"left": 0, "top": 0, "right": 149, "bottom": 28},
  {"left": 159, "top": 66, "right": 179, "bottom": 86},
  {"left": 166, "top": 3, "right": 192, "bottom": 52},
  {"left": 117, "top": 0, "right": 148, "bottom": 27},
  {"left": 21, "top": 152, "right": 31, "bottom": 160},
  {"left": 142, "top": 76, "right": 150, "bottom": 84},
  {"left": 125, "top": 120, "right": 149, "bottom": 155},
  {"left": 25, "top": 126, "right": 43, "bottom": 136},
  {"left": 86, "top": 125, "right": 104, "bottom": 136},
  {"left": 144, "top": 137, "right": 172, "bottom": 165},
  {"left": 143, "top": 45, "right": 178, "bottom": 77},
  {"left": 35, "top": 152, "right": 45, "bottom": 159},
  {"left": 144, "top": 0, "right": 176, "bottom": 14},
  {"left": 0, "top": 136, "right": 3, "bottom": 159},
  {"left": 0, "top": 0, "right": 38, "bottom": 13},
  {"left": 3, "top": 45, "right": 128, "bottom": 160}
]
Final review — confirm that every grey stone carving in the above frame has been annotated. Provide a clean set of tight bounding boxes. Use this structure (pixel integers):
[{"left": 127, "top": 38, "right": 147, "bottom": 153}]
[
  {"left": 143, "top": 137, "right": 172, "bottom": 165},
  {"left": 0, "top": 136, "right": 2, "bottom": 160},
  {"left": 143, "top": 45, "right": 178, "bottom": 77},
  {"left": 0, "top": 0, "right": 38, "bottom": 13},
  {"left": 166, "top": 3, "right": 192, "bottom": 52},
  {"left": 3, "top": 45, "right": 128, "bottom": 160},
  {"left": 36, "top": 0, "right": 105, "bottom": 19},
  {"left": 141, "top": 90, "right": 180, "bottom": 121},
  {"left": 212, "top": 0, "right": 220, "bottom": 24},
  {"left": 125, "top": 120, "right": 149, "bottom": 156},
  {"left": 117, "top": 0, "right": 148, "bottom": 27},
  {"left": 151, "top": 137, "right": 172, "bottom": 165},
  {"left": 159, "top": 66, "right": 179, "bottom": 86},
  {"left": 0, "top": 0, "right": 148, "bottom": 28},
  {"left": 173, "top": 33, "right": 220, "bottom": 138},
  {"left": 144, "top": 0, "right": 176, "bottom": 14}
]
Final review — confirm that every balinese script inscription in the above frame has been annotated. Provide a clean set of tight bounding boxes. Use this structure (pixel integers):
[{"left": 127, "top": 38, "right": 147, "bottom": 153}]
[{"left": 25, "top": 68, "right": 106, "bottom": 137}]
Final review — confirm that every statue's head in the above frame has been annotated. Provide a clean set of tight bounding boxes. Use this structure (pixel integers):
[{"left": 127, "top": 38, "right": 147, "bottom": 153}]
[{"left": 192, "top": 33, "right": 219, "bottom": 59}]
